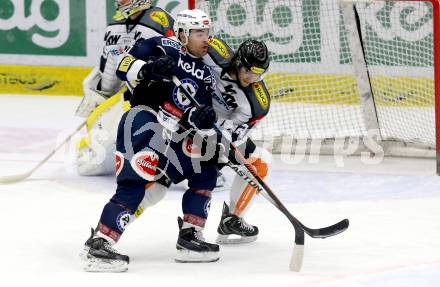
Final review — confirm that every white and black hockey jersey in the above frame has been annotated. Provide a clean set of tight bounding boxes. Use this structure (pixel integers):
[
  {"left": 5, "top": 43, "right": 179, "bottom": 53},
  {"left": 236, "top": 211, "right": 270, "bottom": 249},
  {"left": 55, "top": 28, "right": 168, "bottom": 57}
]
[
  {"left": 203, "top": 37, "right": 271, "bottom": 143},
  {"left": 98, "top": 7, "right": 174, "bottom": 95}
]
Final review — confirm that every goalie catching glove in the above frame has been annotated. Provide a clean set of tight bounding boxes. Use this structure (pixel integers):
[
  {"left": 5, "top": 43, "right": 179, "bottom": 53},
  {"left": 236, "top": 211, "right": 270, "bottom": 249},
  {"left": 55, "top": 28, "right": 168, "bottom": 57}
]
[{"left": 76, "top": 67, "right": 114, "bottom": 118}]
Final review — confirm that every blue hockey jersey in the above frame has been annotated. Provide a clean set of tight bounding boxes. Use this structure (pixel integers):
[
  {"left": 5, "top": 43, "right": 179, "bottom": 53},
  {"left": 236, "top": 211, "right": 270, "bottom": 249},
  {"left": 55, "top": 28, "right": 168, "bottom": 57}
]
[{"left": 116, "top": 36, "right": 216, "bottom": 131}]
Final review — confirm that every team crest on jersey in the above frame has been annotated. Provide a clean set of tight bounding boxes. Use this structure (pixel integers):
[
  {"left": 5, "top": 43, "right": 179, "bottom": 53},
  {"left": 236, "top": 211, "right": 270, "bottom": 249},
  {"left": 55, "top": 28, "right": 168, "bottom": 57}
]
[
  {"left": 252, "top": 82, "right": 269, "bottom": 110},
  {"left": 172, "top": 78, "right": 198, "bottom": 110},
  {"left": 161, "top": 38, "right": 180, "bottom": 50},
  {"left": 115, "top": 151, "right": 124, "bottom": 176},
  {"left": 130, "top": 151, "right": 159, "bottom": 181},
  {"left": 208, "top": 38, "right": 230, "bottom": 58},
  {"left": 116, "top": 211, "right": 131, "bottom": 232},
  {"left": 150, "top": 11, "right": 169, "bottom": 27}
]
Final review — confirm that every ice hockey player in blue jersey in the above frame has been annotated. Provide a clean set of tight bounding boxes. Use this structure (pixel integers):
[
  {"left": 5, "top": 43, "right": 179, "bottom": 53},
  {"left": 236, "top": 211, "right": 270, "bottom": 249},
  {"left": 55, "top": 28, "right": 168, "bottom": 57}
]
[
  {"left": 114, "top": 37, "right": 273, "bottom": 246},
  {"left": 81, "top": 9, "right": 221, "bottom": 272},
  {"left": 104, "top": 35, "right": 272, "bottom": 245},
  {"left": 74, "top": 0, "right": 228, "bottom": 191}
]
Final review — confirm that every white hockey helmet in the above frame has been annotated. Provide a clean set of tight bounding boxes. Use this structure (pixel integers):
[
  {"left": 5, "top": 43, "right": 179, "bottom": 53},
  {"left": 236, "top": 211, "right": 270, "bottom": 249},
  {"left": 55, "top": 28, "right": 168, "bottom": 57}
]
[
  {"left": 116, "top": 0, "right": 151, "bottom": 19},
  {"left": 173, "top": 9, "right": 211, "bottom": 45}
]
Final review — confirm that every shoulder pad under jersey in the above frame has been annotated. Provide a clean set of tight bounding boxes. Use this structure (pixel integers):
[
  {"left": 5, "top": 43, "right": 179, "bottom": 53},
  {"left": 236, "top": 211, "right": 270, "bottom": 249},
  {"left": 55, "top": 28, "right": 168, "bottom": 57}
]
[
  {"left": 138, "top": 7, "right": 175, "bottom": 36},
  {"left": 108, "top": 16, "right": 126, "bottom": 25},
  {"left": 207, "top": 37, "right": 234, "bottom": 69},
  {"left": 243, "top": 81, "right": 271, "bottom": 121}
]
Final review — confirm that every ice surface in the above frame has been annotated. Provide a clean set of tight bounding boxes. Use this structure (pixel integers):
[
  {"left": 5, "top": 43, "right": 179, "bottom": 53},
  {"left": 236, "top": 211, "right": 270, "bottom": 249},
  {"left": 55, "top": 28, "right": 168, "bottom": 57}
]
[{"left": 0, "top": 95, "right": 439, "bottom": 287}]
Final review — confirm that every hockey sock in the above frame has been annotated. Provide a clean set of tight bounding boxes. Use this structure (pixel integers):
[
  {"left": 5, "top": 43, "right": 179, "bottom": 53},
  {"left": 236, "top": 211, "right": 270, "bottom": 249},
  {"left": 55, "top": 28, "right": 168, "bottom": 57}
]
[
  {"left": 97, "top": 200, "right": 134, "bottom": 244},
  {"left": 182, "top": 189, "right": 212, "bottom": 228}
]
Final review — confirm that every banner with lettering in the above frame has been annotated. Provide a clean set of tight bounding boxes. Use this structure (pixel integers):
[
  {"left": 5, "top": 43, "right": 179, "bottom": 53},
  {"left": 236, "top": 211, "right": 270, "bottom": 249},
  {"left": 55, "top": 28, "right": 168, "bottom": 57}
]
[{"left": 0, "top": 0, "right": 189, "bottom": 67}]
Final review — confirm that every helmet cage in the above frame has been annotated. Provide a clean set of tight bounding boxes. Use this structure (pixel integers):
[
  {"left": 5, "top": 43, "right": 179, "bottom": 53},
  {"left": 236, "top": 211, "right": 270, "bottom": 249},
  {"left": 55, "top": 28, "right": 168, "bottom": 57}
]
[{"left": 116, "top": 0, "right": 151, "bottom": 19}]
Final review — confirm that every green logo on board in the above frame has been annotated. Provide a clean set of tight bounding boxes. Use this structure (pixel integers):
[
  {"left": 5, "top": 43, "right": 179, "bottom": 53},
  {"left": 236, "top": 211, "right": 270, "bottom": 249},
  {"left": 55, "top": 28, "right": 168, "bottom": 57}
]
[{"left": 0, "top": 0, "right": 86, "bottom": 56}]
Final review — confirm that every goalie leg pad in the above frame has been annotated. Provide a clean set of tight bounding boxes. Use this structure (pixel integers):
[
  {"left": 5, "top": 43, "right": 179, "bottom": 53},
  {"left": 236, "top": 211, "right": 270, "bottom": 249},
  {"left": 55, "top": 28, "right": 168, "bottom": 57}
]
[{"left": 76, "top": 91, "right": 128, "bottom": 176}]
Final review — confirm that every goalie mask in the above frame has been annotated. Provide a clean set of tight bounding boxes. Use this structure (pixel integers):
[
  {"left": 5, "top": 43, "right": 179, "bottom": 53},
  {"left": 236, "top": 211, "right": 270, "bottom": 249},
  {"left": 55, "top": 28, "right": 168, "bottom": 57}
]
[
  {"left": 232, "top": 40, "right": 270, "bottom": 82},
  {"left": 173, "top": 9, "right": 211, "bottom": 45},
  {"left": 116, "top": 0, "right": 151, "bottom": 19}
]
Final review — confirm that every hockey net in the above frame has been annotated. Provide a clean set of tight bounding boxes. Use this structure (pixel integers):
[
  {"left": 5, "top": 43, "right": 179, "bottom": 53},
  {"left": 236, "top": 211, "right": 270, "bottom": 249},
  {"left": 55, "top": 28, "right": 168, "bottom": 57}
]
[{"left": 192, "top": 0, "right": 440, "bottom": 166}]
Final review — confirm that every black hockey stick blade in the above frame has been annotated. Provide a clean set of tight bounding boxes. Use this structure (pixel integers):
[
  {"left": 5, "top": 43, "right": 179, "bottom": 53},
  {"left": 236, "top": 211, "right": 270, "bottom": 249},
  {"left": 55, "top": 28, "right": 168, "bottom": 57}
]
[{"left": 302, "top": 218, "right": 349, "bottom": 239}]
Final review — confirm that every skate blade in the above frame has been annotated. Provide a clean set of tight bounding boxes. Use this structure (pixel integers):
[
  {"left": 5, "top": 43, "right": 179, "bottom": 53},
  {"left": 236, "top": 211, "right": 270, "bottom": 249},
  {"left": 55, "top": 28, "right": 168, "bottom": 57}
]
[
  {"left": 175, "top": 249, "right": 220, "bottom": 263},
  {"left": 83, "top": 256, "right": 128, "bottom": 272},
  {"left": 216, "top": 234, "right": 257, "bottom": 245}
]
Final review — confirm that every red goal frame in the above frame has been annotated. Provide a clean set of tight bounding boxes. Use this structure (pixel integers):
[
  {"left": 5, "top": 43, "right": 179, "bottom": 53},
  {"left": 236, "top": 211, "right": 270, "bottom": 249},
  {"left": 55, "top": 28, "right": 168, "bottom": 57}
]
[{"left": 188, "top": 0, "right": 195, "bottom": 9}]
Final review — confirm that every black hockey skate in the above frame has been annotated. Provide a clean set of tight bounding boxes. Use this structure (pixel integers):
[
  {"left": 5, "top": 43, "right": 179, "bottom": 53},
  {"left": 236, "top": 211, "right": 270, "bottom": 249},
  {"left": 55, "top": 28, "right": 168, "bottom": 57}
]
[
  {"left": 81, "top": 228, "right": 129, "bottom": 272},
  {"left": 216, "top": 202, "right": 259, "bottom": 244},
  {"left": 175, "top": 217, "right": 220, "bottom": 263}
]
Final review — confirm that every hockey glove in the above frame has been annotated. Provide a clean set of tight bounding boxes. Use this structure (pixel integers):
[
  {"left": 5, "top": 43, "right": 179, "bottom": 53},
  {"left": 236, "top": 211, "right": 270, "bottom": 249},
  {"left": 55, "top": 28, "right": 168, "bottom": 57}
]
[
  {"left": 139, "top": 55, "right": 176, "bottom": 81},
  {"left": 76, "top": 67, "right": 112, "bottom": 118},
  {"left": 181, "top": 105, "right": 217, "bottom": 131}
]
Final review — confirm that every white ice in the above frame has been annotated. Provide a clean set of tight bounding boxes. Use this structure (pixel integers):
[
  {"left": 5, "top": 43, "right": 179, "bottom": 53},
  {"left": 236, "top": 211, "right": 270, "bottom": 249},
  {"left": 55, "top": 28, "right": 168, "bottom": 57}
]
[{"left": 0, "top": 95, "right": 439, "bottom": 287}]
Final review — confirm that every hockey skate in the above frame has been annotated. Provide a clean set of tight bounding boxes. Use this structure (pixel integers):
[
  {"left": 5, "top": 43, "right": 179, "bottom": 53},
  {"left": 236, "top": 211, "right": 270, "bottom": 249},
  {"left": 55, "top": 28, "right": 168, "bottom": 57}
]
[
  {"left": 216, "top": 202, "right": 259, "bottom": 244},
  {"left": 175, "top": 217, "right": 220, "bottom": 263},
  {"left": 81, "top": 228, "right": 129, "bottom": 272}
]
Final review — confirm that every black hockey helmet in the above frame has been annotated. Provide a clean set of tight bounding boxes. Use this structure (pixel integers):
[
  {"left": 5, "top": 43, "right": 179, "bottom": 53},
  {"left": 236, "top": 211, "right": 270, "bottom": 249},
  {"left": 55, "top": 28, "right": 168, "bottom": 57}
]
[{"left": 232, "top": 39, "right": 270, "bottom": 75}]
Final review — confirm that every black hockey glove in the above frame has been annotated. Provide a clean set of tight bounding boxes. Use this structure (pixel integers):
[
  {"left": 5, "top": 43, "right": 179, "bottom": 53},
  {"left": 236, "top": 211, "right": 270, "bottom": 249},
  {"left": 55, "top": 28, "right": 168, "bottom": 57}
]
[
  {"left": 139, "top": 55, "right": 176, "bottom": 81},
  {"left": 181, "top": 105, "right": 217, "bottom": 131}
]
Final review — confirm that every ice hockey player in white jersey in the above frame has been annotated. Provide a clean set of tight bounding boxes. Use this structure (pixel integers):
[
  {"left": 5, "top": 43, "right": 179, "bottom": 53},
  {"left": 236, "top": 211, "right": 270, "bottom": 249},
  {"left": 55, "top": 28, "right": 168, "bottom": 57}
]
[
  {"left": 75, "top": 0, "right": 174, "bottom": 176},
  {"left": 203, "top": 38, "right": 272, "bottom": 244}
]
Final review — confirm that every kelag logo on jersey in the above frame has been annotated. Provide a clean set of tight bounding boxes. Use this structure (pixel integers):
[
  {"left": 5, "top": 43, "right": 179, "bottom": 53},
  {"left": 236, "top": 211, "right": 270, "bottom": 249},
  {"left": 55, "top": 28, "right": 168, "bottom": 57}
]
[
  {"left": 178, "top": 58, "right": 205, "bottom": 79},
  {"left": 0, "top": 0, "right": 86, "bottom": 56},
  {"left": 173, "top": 78, "right": 198, "bottom": 110}
]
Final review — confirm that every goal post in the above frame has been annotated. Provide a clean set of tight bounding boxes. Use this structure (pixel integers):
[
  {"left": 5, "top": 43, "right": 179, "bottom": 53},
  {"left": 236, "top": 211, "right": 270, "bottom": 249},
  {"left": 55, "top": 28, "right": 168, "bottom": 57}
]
[
  {"left": 192, "top": 0, "right": 440, "bottom": 173},
  {"left": 188, "top": 0, "right": 196, "bottom": 9}
]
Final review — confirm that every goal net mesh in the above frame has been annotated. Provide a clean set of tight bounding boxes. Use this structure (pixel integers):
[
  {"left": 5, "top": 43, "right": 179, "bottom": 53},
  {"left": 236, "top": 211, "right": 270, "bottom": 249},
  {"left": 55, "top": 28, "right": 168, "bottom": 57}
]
[{"left": 196, "top": 0, "right": 435, "bottom": 150}]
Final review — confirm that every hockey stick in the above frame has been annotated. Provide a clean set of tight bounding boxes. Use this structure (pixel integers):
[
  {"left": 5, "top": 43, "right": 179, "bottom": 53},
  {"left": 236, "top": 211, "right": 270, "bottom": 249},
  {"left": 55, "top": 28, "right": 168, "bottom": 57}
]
[
  {"left": 173, "top": 76, "right": 349, "bottom": 271},
  {"left": 0, "top": 121, "right": 86, "bottom": 184},
  {"left": 225, "top": 158, "right": 349, "bottom": 239}
]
